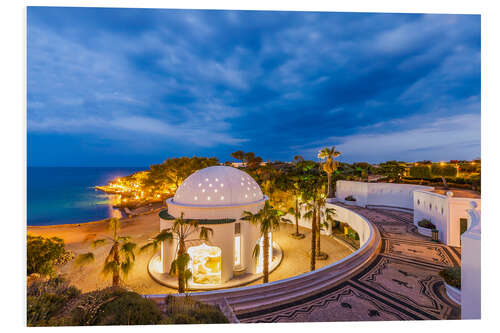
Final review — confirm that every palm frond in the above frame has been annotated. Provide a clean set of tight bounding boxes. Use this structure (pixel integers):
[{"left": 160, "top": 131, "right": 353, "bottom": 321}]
[
  {"left": 170, "top": 260, "right": 177, "bottom": 275},
  {"left": 253, "top": 243, "right": 261, "bottom": 260},
  {"left": 184, "top": 269, "right": 193, "bottom": 284},
  {"left": 74, "top": 252, "right": 95, "bottom": 267},
  {"left": 91, "top": 239, "right": 106, "bottom": 248},
  {"left": 118, "top": 236, "right": 131, "bottom": 242},
  {"left": 120, "top": 259, "right": 134, "bottom": 278},
  {"left": 199, "top": 227, "right": 213, "bottom": 241},
  {"left": 120, "top": 241, "right": 136, "bottom": 261},
  {"left": 104, "top": 243, "right": 119, "bottom": 263},
  {"left": 140, "top": 241, "right": 158, "bottom": 253},
  {"left": 155, "top": 229, "right": 174, "bottom": 242},
  {"left": 176, "top": 252, "right": 191, "bottom": 269},
  {"left": 101, "top": 261, "right": 119, "bottom": 277}
]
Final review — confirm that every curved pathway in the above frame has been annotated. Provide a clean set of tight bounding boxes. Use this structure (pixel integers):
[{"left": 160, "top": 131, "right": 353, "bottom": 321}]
[{"left": 239, "top": 205, "right": 461, "bottom": 322}]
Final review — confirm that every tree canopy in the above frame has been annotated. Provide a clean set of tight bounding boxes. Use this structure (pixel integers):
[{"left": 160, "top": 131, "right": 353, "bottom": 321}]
[
  {"left": 146, "top": 156, "right": 219, "bottom": 191},
  {"left": 27, "top": 235, "right": 68, "bottom": 276},
  {"left": 377, "top": 161, "right": 407, "bottom": 182},
  {"left": 230, "top": 150, "right": 263, "bottom": 167},
  {"left": 431, "top": 164, "right": 457, "bottom": 178},
  {"left": 410, "top": 165, "right": 431, "bottom": 179}
]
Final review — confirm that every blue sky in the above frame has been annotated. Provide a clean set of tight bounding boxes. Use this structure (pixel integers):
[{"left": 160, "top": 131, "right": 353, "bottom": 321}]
[{"left": 27, "top": 7, "right": 481, "bottom": 167}]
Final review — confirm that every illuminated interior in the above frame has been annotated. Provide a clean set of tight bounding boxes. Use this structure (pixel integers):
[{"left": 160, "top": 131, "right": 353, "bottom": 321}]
[
  {"left": 256, "top": 232, "right": 273, "bottom": 273},
  {"left": 187, "top": 243, "right": 222, "bottom": 285},
  {"left": 234, "top": 235, "right": 241, "bottom": 266}
]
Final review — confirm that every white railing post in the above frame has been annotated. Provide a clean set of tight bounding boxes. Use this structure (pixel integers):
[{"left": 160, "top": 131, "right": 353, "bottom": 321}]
[{"left": 461, "top": 201, "right": 481, "bottom": 319}]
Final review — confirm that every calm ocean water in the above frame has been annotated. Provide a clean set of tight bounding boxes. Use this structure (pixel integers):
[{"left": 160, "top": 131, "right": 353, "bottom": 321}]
[{"left": 27, "top": 167, "right": 145, "bottom": 226}]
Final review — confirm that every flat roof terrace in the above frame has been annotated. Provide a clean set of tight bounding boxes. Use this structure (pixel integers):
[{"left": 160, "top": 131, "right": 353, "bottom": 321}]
[{"left": 431, "top": 188, "right": 481, "bottom": 199}]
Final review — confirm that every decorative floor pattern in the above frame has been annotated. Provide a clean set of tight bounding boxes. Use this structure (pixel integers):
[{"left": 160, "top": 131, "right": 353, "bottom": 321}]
[{"left": 239, "top": 206, "right": 461, "bottom": 323}]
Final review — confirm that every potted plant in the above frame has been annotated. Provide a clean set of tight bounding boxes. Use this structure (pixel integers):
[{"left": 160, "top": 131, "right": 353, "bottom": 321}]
[
  {"left": 439, "top": 267, "right": 461, "bottom": 304},
  {"left": 416, "top": 219, "right": 436, "bottom": 237}
]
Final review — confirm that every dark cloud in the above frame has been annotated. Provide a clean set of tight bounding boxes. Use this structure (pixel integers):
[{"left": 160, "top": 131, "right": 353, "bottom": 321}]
[{"left": 27, "top": 7, "right": 480, "bottom": 166}]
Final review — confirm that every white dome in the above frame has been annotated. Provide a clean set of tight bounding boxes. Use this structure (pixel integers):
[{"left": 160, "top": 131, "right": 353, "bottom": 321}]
[{"left": 172, "top": 166, "right": 264, "bottom": 207}]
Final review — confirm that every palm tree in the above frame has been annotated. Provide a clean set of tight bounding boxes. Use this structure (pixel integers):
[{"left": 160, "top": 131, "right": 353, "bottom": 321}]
[
  {"left": 140, "top": 213, "right": 213, "bottom": 293},
  {"left": 74, "top": 218, "right": 136, "bottom": 287},
  {"left": 318, "top": 146, "right": 341, "bottom": 198},
  {"left": 242, "top": 201, "right": 282, "bottom": 283},
  {"left": 315, "top": 194, "right": 336, "bottom": 260},
  {"left": 288, "top": 181, "right": 304, "bottom": 238},
  {"left": 303, "top": 199, "right": 317, "bottom": 271}
]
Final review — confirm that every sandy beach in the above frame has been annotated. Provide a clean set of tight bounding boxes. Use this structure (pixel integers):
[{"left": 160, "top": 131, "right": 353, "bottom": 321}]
[{"left": 27, "top": 208, "right": 353, "bottom": 295}]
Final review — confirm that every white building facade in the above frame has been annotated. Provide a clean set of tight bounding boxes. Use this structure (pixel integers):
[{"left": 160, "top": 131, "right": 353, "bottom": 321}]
[
  {"left": 159, "top": 166, "right": 270, "bottom": 286},
  {"left": 336, "top": 180, "right": 481, "bottom": 247},
  {"left": 413, "top": 190, "right": 481, "bottom": 247},
  {"left": 461, "top": 201, "right": 481, "bottom": 319}
]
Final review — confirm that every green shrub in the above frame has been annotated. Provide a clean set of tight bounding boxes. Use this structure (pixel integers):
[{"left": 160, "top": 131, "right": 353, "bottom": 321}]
[
  {"left": 409, "top": 165, "right": 431, "bottom": 179},
  {"left": 417, "top": 219, "right": 436, "bottom": 229},
  {"left": 27, "top": 276, "right": 81, "bottom": 326},
  {"left": 345, "top": 195, "right": 356, "bottom": 201},
  {"left": 28, "top": 275, "right": 80, "bottom": 299},
  {"left": 439, "top": 267, "right": 461, "bottom": 290},
  {"left": 347, "top": 228, "right": 359, "bottom": 240},
  {"left": 93, "top": 290, "right": 163, "bottom": 325},
  {"left": 71, "top": 287, "right": 162, "bottom": 326},
  {"left": 27, "top": 235, "right": 69, "bottom": 276},
  {"left": 163, "top": 295, "right": 229, "bottom": 324},
  {"left": 431, "top": 164, "right": 457, "bottom": 178},
  {"left": 27, "top": 293, "right": 68, "bottom": 326}
]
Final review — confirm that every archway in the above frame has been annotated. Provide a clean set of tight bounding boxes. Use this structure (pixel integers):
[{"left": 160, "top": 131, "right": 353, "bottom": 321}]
[{"left": 187, "top": 243, "right": 222, "bottom": 285}]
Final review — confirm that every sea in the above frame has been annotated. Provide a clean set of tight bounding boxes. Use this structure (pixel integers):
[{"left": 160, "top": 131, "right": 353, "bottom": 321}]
[{"left": 27, "top": 167, "right": 145, "bottom": 226}]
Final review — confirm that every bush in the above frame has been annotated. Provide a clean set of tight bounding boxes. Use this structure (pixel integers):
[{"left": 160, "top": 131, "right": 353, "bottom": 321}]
[
  {"left": 163, "top": 295, "right": 229, "bottom": 324},
  {"left": 345, "top": 195, "right": 356, "bottom": 202},
  {"left": 27, "top": 293, "right": 68, "bottom": 326},
  {"left": 28, "top": 275, "right": 80, "bottom": 298},
  {"left": 27, "top": 277, "right": 81, "bottom": 326},
  {"left": 409, "top": 165, "right": 431, "bottom": 179},
  {"left": 431, "top": 164, "right": 457, "bottom": 178},
  {"left": 417, "top": 219, "right": 436, "bottom": 229},
  {"left": 93, "top": 290, "right": 163, "bottom": 325},
  {"left": 347, "top": 228, "right": 359, "bottom": 240},
  {"left": 27, "top": 235, "right": 69, "bottom": 276},
  {"left": 439, "top": 267, "right": 461, "bottom": 290},
  {"left": 71, "top": 287, "right": 163, "bottom": 326}
]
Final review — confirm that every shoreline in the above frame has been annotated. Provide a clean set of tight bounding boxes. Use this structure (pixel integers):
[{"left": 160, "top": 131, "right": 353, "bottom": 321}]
[
  {"left": 28, "top": 202, "right": 166, "bottom": 229},
  {"left": 27, "top": 210, "right": 353, "bottom": 295}
]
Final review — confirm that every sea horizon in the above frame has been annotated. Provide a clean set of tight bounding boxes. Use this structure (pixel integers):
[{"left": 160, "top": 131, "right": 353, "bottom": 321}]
[{"left": 27, "top": 166, "right": 146, "bottom": 226}]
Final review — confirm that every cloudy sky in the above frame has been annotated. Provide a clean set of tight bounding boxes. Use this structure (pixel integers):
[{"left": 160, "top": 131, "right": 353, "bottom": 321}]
[{"left": 27, "top": 7, "right": 481, "bottom": 167}]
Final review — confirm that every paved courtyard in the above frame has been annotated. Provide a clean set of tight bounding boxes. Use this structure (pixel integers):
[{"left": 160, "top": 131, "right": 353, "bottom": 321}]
[
  {"left": 28, "top": 211, "right": 352, "bottom": 294},
  {"left": 239, "top": 206, "right": 461, "bottom": 322}
]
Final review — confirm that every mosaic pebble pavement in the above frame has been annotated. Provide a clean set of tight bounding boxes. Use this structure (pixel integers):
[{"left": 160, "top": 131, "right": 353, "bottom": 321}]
[{"left": 238, "top": 206, "right": 461, "bottom": 323}]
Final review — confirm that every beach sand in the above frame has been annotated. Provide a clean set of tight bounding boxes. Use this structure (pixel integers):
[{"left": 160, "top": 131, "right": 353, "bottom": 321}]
[{"left": 27, "top": 209, "right": 353, "bottom": 295}]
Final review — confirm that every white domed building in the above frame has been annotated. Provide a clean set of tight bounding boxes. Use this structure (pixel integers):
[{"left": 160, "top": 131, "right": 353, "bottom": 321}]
[{"left": 150, "top": 166, "right": 281, "bottom": 290}]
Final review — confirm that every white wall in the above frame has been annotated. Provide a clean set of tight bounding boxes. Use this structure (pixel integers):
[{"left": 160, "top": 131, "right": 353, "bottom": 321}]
[
  {"left": 280, "top": 202, "right": 370, "bottom": 247},
  {"left": 413, "top": 190, "right": 481, "bottom": 246},
  {"left": 461, "top": 202, "right": 481, "bottom": 319},
  {"left": 327, "top": 203, "right": 371, "bottom": 246},
  {"left": 159, "top": 220, "right": 261, "bottom": 282},
  {"left": 336, "top": 180, "right": 434, "bottom": 210}
]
